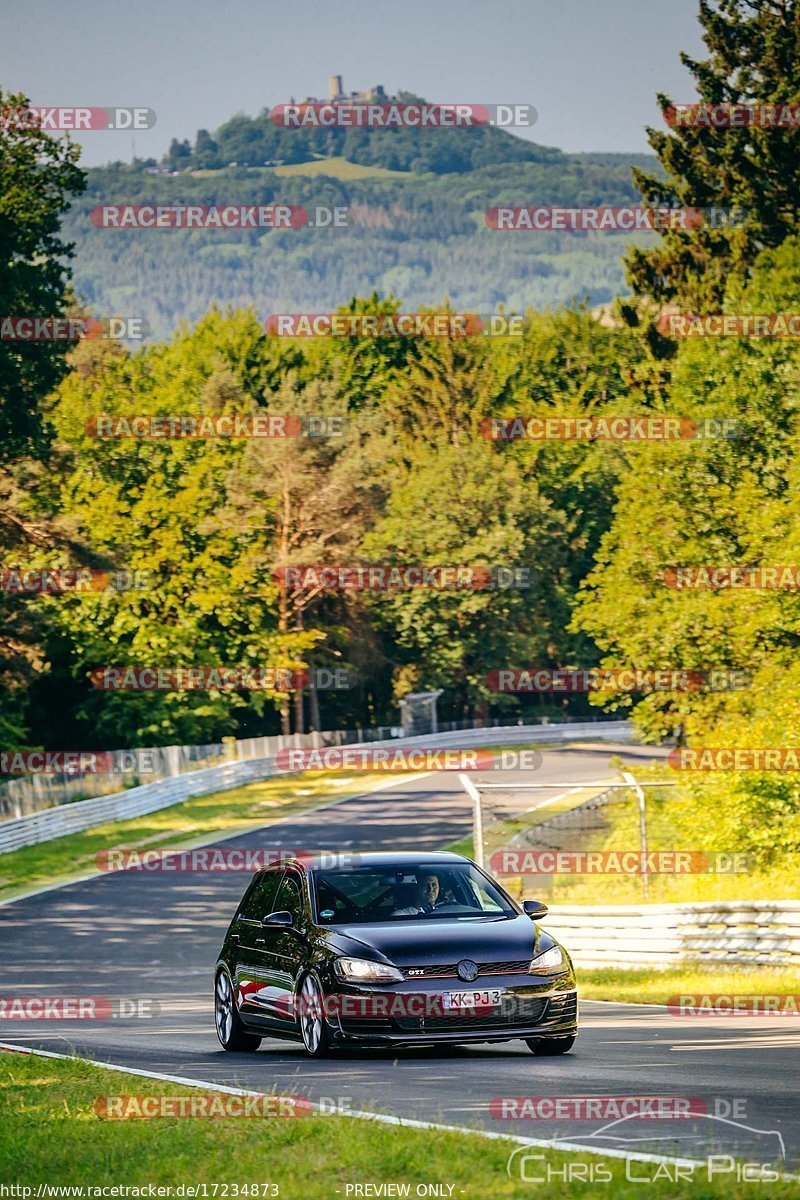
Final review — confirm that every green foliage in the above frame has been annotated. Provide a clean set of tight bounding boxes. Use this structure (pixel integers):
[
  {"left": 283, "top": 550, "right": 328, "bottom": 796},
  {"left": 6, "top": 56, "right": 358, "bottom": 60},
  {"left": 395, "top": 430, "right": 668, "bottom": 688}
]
[
  {"left": 0, "top": 89, "right": 85, "bottom": 744},
  {"left": 66, "top": 155, "right": 655, "bottom": 340},
  {"left": 38, "top": 312, "right": 321, "bottom": 744},
  {"left": 7, "top": 303, "right": 642, "bottom": 747},
  {"left": 0, "top": 88, "right": 85, "bottom": 463},
  {"left": 169, "top": 104, "right": 565, "bottom": 175},
  {"left": 4, "top": 13, "right": 800, "bottom": 880},
  {"left": 627, "top": 0, "right": 800, "bottom": 308},
  {"left": 574, "top": 239, "right": 800, "bottom": 866}
]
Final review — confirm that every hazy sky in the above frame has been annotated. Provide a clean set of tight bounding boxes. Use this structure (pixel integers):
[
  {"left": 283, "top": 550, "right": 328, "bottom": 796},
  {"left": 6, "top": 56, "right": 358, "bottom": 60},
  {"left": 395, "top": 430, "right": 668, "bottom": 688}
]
[{"left": 1, "top": 0, "right": 705, "bottom": 167}]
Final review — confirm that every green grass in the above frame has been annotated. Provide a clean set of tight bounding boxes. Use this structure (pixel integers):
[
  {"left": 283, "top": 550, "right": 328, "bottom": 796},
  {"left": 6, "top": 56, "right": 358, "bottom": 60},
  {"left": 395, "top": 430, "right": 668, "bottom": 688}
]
[
  {"left": 1, "top": 1052, "right": 793, "bottom": 1196},
  {"left": 464, "top": 767, "right": 800, "bottom": 903},
  {"left": 0, "top": 769, "right": 395, "bottom": 902},
  {"left": 578, "top": 964, "right": 800, "bottom": 1005},
  {"left": 187, "top": 157, "right": 413, "bottom": 180},
  {"left": 273, "top": 155, "right": 413, "bottom": 179},
  {"left": 551, "top": 781, "right": 800, "bottom": 903},
  {"left": 448, "top": 765, "right": 798, "bottom": 1002}
]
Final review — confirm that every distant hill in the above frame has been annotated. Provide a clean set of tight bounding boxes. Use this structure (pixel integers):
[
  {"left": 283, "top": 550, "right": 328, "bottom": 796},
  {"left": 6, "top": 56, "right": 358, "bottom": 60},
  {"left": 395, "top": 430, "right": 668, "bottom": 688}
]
[
  {"left": 161, "top": 95, "right": 568, "bottom": 175},
  {"left": 66, "top": 98, "right": 662, "bottom": 340}
]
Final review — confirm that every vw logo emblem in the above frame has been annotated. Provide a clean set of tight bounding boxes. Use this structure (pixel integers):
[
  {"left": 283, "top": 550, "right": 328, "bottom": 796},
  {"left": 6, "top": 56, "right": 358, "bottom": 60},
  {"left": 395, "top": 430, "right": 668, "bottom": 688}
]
[{"left": 457, "top": 959, "right": 479, "bottom": 983}]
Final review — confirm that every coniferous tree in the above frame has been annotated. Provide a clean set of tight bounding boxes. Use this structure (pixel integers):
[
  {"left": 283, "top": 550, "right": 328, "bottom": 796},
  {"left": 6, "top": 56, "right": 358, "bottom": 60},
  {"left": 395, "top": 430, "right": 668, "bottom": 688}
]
[
  {"left": 627, "top": 0, "right": 800, "bottom": 310},
  {"left": 0, "top": 89, "right": 85, "bottom": 462}
]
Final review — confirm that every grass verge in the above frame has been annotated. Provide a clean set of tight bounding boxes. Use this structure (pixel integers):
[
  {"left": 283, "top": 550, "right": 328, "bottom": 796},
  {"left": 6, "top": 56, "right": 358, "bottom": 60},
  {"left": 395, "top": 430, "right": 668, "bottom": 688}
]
[
  {"left": 0, "top": 1051, "right": 793, "bottom": 1197},
  {"left": 578, "top": 964, "right": 800, "bottom": 1005},
  {"left": 0, "top": 770, "right": 399, "bottom": 902},
  {"left": 462, "top": 763, "right": 800, "bottom": 902}
]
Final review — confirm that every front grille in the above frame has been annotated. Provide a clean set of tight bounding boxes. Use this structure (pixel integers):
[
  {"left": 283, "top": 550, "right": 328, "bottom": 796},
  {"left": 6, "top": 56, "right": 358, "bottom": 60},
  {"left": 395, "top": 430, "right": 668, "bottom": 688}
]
[
  {"left": 337, "top": 992, "right": 577, "bottom": 1039},
  {"left": 394, "top": 996, "right": 548, "bottom": 1033},
  {"left": 546, "top": 991, "right": 578, "bottom": 1023},
  {"left": 402, "top": 960, "right": 532, "bottom": 979}
]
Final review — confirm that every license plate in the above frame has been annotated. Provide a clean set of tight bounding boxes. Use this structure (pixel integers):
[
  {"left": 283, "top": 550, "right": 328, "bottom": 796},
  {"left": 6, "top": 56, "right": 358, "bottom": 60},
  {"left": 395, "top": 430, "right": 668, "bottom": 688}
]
[{"left": 441, "top": 989, "right": 503, "bottom": 1010}]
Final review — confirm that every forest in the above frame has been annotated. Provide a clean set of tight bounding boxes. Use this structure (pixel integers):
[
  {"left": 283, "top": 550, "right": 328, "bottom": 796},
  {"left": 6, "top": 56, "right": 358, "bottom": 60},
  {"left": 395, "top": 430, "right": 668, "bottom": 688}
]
[{"left": 2, "top": 0, "right": 800, "bottom": 869}]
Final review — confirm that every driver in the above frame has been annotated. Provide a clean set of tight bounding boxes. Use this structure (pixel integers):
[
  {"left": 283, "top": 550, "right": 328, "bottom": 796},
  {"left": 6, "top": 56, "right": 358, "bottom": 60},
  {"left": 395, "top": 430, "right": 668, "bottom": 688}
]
[{"left": 392, "top": 873, "right": 441, "bottom": 916}]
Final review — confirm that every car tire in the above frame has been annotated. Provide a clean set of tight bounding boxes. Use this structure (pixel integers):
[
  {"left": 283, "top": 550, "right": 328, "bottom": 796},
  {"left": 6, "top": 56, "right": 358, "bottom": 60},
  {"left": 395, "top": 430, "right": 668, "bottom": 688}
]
[
  {"left": 526, "top": 1035, "right": 575, "bottom": 1056},
  {"left": 215, "top": 970, "right": 261, "bottom": 1052},
  {"left": 298, "top": 972, "right": 331, "bottom": 1058}
]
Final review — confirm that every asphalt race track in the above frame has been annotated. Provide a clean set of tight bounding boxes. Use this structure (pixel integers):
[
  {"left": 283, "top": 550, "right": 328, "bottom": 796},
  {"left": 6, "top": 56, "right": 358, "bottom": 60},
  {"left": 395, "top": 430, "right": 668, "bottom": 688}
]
[{"left": 1, "top": 743, "right": 798, "bottom": 1172}]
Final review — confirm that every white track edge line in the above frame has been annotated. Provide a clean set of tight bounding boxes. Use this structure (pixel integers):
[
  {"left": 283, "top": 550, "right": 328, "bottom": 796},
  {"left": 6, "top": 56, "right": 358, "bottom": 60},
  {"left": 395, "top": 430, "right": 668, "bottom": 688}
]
[
  {"left": 0, "top": 1039, "right": 711, "bottom": 1170},
  {"left": 6, "top": 1038, "right": 795, "bottom": 1179},
  {"left": 580, "top": 998, "right": 674, "bottom": 1009}
]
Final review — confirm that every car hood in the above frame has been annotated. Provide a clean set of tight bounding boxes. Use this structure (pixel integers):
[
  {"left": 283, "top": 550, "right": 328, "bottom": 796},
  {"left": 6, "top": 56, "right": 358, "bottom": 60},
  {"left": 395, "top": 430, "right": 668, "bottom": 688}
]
[{"left": 324, "top": 913, "right": 552, "bottom": 966}]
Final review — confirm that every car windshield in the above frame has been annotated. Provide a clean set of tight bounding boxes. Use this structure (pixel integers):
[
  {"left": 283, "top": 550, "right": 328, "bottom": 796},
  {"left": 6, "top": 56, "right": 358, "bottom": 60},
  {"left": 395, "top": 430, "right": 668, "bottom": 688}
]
[{"left": 311, "top": 862, "right": 516, "bottom": 924}]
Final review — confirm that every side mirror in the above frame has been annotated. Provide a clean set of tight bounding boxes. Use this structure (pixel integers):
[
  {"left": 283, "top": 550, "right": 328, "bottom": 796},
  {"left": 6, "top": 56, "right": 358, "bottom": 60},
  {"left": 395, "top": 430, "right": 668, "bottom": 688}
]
[
  {"left": 523, "top": 900, "right": 548, "bottom": 919},
  {"left": 263, "top": 910, "right": 294, "bottom": 927}
]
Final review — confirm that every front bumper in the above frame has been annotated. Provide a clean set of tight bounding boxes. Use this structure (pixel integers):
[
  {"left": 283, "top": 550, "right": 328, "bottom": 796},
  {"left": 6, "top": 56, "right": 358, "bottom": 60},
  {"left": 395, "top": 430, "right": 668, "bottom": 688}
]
[{"left": 323, "top": 975, "right": 578, "bottom": 1045}]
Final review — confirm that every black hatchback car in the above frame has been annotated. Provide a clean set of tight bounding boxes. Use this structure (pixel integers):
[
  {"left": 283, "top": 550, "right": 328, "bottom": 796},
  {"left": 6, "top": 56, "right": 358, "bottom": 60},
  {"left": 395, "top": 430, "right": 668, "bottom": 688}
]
[{"left": 214, "top": 850, "right": 577, "bottom": 1057}]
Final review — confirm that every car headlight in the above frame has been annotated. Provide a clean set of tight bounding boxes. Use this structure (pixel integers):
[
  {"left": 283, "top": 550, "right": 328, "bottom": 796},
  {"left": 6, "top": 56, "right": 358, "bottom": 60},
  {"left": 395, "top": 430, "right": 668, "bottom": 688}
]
[
  {"left": 529, "top": 946, "right": 568, "bottom": 974},
  {"left": 333, "top": 957, "right": 404, "bottom": 983}
]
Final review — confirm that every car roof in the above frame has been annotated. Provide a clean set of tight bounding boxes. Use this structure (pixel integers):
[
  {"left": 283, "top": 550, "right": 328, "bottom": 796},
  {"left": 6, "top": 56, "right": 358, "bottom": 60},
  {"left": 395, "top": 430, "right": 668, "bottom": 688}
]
[{"left": 265, "top": 850, "right": 471, "bottom": 873}]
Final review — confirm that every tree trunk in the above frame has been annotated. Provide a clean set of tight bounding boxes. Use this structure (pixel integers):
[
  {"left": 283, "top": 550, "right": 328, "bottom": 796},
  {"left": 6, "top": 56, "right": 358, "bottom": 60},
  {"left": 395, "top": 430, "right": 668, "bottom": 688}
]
[{"left": 309, "top": 674, "right": 321, "bottom": 731}]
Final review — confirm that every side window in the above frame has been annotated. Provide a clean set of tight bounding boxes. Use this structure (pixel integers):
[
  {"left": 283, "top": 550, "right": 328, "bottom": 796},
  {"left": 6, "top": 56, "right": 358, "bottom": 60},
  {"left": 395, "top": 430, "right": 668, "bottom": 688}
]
[
  {"left": 274, "top": 871, "right": 305, "bottom": 920},
  {"left": 240, "top": 870, "right": 284, "bottom": 921},
  {"left": 470, "top": 875, "right": 505, "bottom": 913}
]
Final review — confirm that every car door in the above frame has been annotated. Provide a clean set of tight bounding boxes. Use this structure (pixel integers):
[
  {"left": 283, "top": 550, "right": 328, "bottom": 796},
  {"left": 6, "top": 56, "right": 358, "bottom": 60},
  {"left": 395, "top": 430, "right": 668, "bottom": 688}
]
[
  {"left": 266, "top": 869, "right": 312, "bottom": 1032},
  {"left": 234, "top": 867, "right": 285, "bottom": 1028}
]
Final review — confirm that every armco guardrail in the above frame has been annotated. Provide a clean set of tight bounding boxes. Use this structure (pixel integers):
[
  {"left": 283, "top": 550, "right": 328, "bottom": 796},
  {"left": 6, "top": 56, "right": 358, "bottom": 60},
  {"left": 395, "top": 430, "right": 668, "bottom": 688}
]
[
  {"left": 0, "top": 720, "right": 632, "bottom": 855},
  {"left": 0, "top": 757, "right": 280, "bottom": 856},
  {"left": 0, "top": 715, "right": 630, "bottom": 819},
  {"left": 545, "top": 901, "right": 800, "bottom": 968}
]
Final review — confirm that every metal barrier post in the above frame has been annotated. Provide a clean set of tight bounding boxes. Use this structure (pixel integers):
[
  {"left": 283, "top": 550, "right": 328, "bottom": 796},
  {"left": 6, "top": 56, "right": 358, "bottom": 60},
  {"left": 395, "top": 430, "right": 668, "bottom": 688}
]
[
  {"left": 458, "top": 772, "right": 484, "bottom": 867},
  {"left": 622, "top": 770, "right": 649, "bottom": 901}
]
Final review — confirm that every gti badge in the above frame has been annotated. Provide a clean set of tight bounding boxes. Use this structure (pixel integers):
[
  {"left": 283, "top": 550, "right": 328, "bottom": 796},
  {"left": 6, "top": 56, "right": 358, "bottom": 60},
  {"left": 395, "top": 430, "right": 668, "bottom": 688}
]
[{"left": 456, "top": 959, "right": 479, "bottom": 983}]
